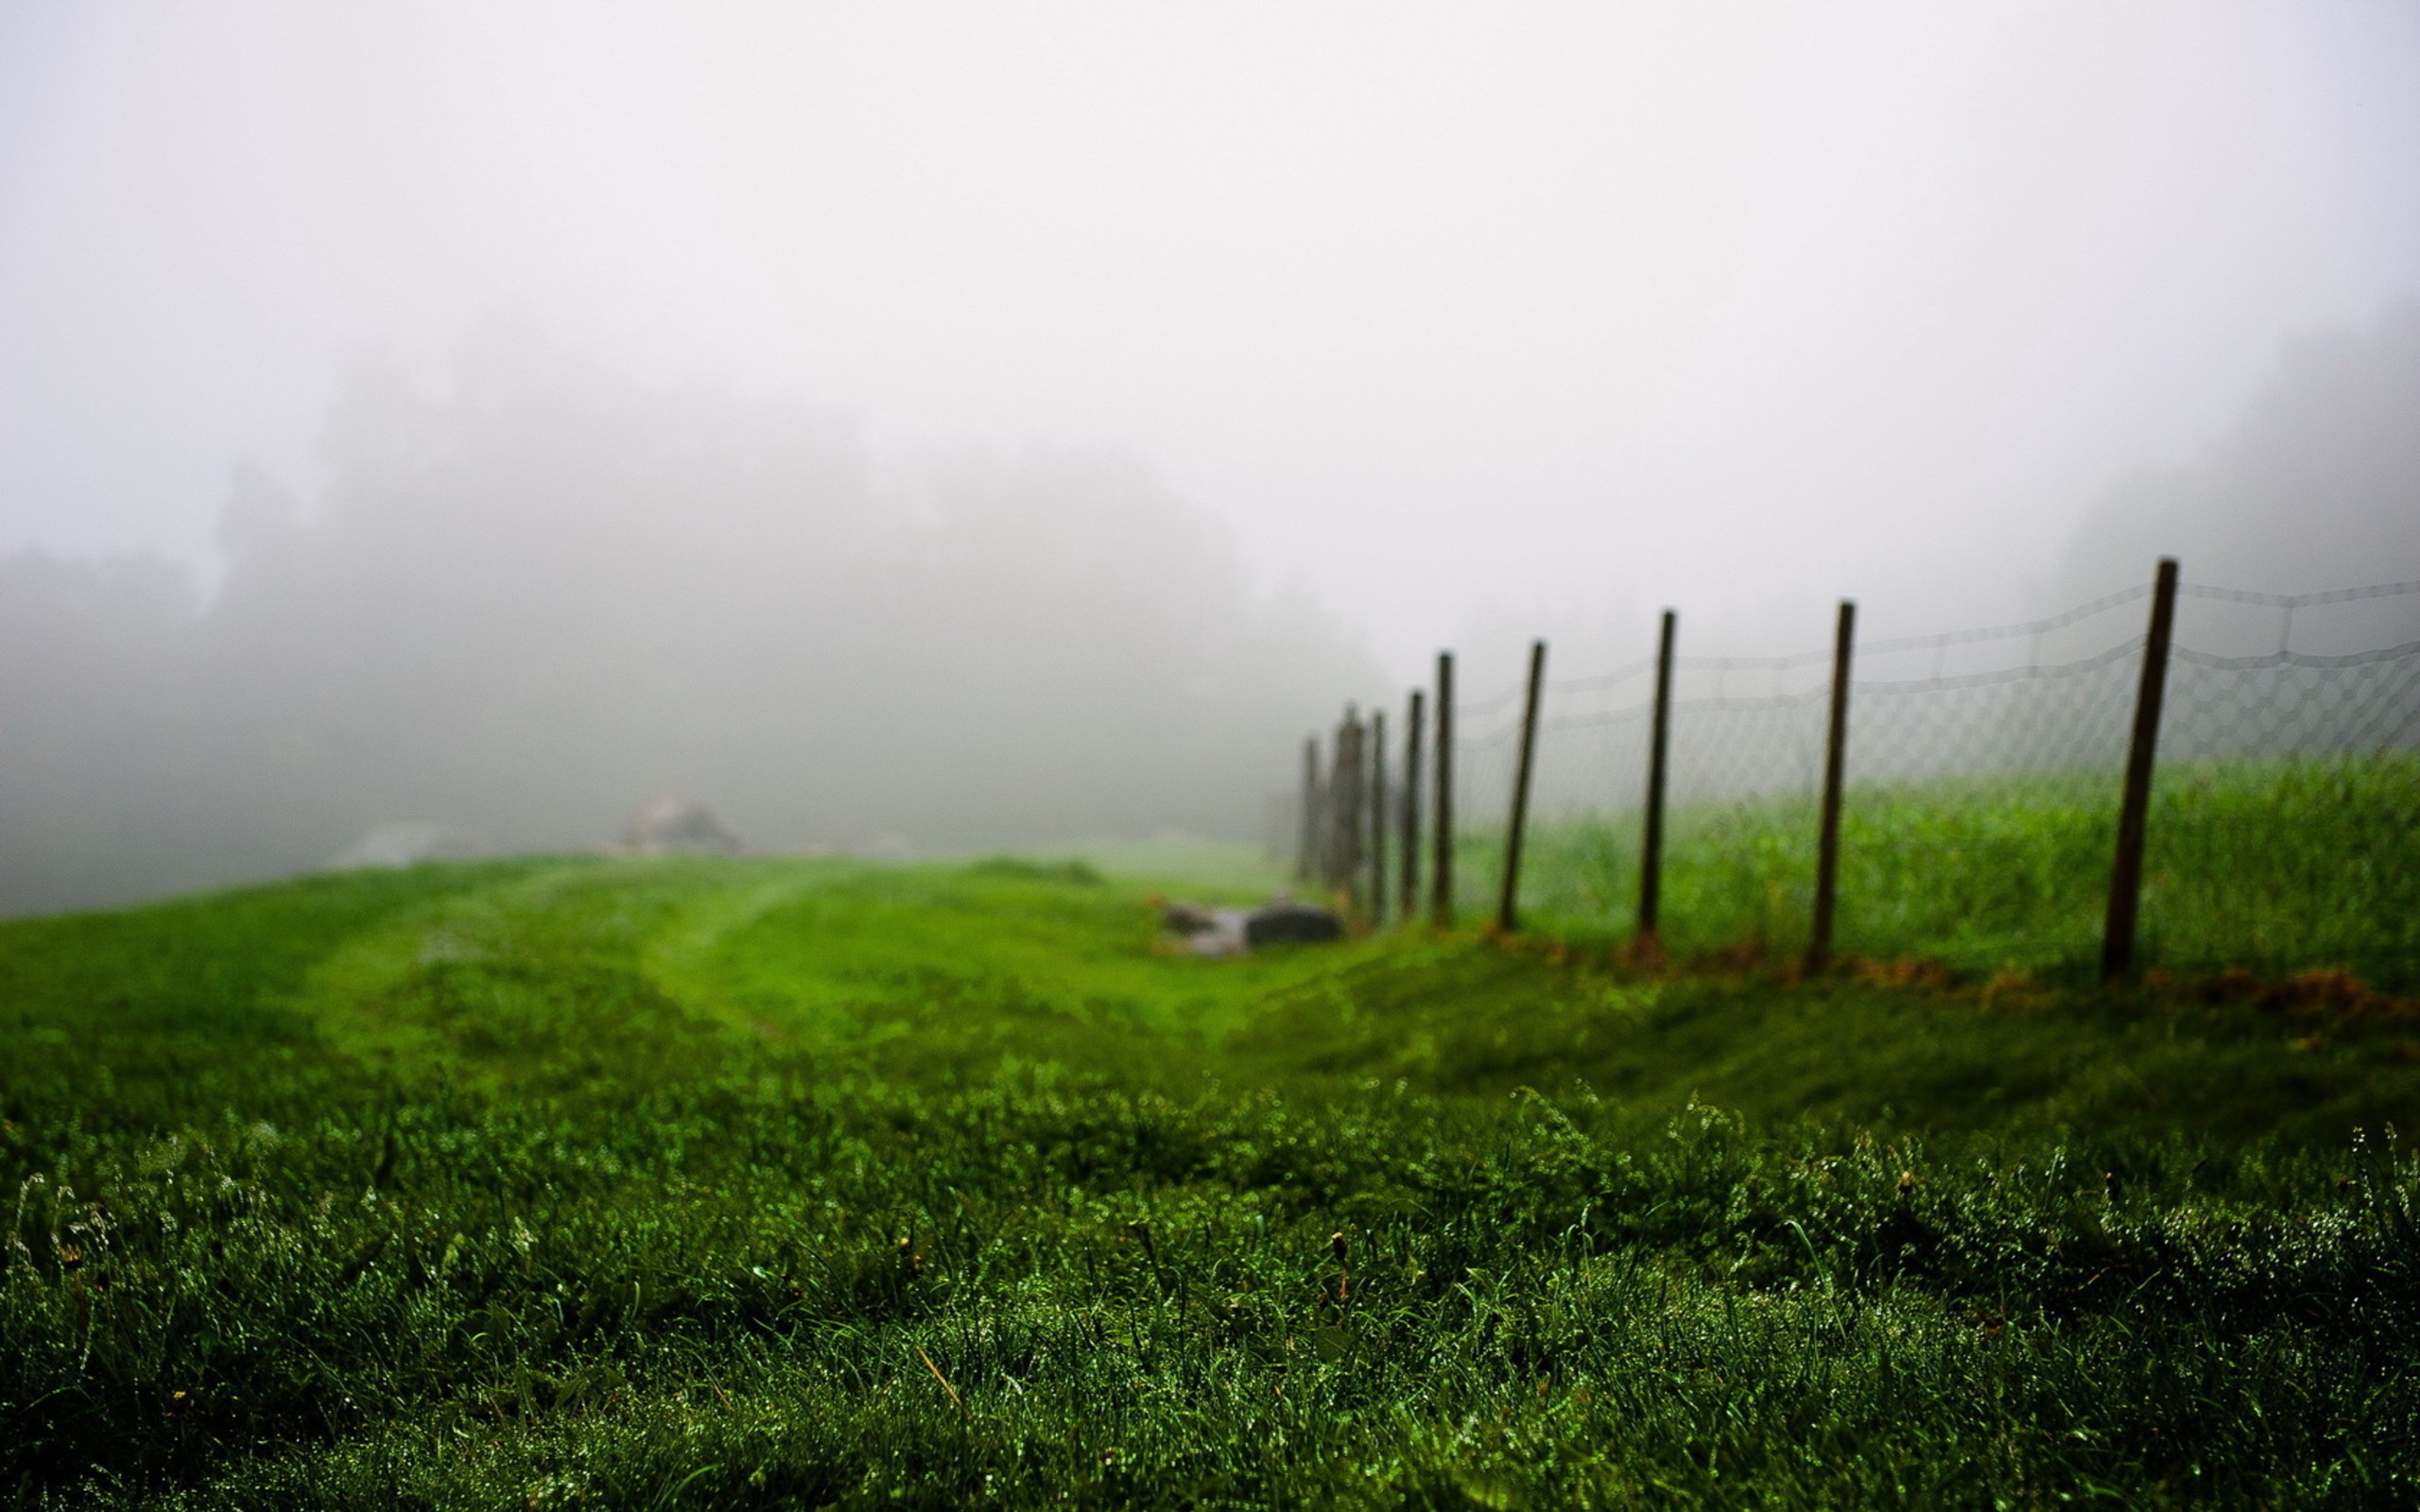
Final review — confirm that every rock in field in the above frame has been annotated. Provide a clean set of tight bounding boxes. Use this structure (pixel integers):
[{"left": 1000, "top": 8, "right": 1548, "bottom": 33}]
[
  {"left": 1160, "top": 897, "right": 1342, "bottom": 955},
  {"left": 1243, "top": 902, "right": 1342, "bottom": 949},
  {"left": 625, "top": 795, "right": 743, "bottom": 855}
]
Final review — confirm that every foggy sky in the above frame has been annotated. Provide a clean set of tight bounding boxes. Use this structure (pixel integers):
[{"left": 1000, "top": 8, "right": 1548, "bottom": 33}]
[{"left": 7, "top": 3, "right": 2419, "bottom": 679}]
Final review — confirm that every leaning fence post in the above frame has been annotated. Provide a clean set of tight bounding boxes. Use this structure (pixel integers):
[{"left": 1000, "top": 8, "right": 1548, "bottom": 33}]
[
  {"left": 1401, "top": 690, "right": 1425, "bottom": 922},
  {"left": 1369, "top": 711, "right": 1389, "bottom": 928},
  {"left": 1297, "top": 736, "right": 1322, "bottom": 884},
  {"left": 1638, "top": 610, "right": 1677, "bottom": 941},
  {"left": 1432, "top": 653, "right": 1456, "bottom": 928},
  {"left": 1495, "top": 639, "right": 1548, "bottom": 935},
  {"left": 1806, "top": 600, "right": 1857, "bottom": 973},
  {"left": 2101, "top": 558, "right": 2180, "bottom": 983}
]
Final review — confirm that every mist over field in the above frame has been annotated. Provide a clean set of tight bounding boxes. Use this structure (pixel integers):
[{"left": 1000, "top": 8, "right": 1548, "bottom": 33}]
[
  {"left": 0, "top": 325, "right": 1372, "bottom": 913},
  {"left": 2, "top": 4, "right": 2417, "bottom": 910}
]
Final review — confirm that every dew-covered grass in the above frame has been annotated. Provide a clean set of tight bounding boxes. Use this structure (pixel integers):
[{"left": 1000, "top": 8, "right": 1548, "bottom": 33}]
[
  {"left": 5, "top": 854, "right": 2418, "bottom": 1507},
  {"left": 1467, "top": 752, "right": 2420, "bottom": 988}
]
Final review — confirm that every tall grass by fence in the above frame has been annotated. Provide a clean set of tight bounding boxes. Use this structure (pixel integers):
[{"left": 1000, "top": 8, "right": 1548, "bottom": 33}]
[{"left": 1295, "top": 564, "right": 2420, "bottom": 989}]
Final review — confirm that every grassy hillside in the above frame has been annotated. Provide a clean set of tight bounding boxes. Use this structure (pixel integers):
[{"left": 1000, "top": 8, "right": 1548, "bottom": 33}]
[{"left": 5, "top": 856, "right": 2419, "bottom": 1507}]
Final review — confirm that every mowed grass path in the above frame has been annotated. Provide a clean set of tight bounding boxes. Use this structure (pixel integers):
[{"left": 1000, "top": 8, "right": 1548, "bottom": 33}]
[{"left": 5, "top": 856, "right": 2420, "bottom": 1507}]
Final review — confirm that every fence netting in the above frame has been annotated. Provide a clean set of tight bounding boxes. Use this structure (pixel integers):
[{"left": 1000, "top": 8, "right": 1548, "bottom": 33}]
[{"left": 1431, "top": 579, "right": 2420, "bottom": 988}]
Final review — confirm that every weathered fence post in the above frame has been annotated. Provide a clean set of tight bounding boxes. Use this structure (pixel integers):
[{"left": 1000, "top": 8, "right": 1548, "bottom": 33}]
[
  {"left": 1324, "top": 717, "right": 1343, "bottom": 893},
  {"left": 1638, "top": 609, "right": 1677, "bottom": 942},
  {"left": 2101, "top": 558, "right": 2180, "bottom": 983},
  {"left": 1329, "top": 709, "right": 1366, "bottom": 913},
  {"left": 1401, "top": 689, "right": 1425, "bottom": 923},
  {"left": 1807, "top": 599, "right": 1856, "bottom": 973},
  {"left": 1432, "top": 653, "right": 1455, "bottom": 928},
  {"left": 1495, "top": 639, "right": 1548, "bottom": 935},
  {"left": 1297, "top": 736, "right": 1322, "bottom": 884},
  {"left": 1370, "top": 711, "right": 1389, "bottom": 928}
]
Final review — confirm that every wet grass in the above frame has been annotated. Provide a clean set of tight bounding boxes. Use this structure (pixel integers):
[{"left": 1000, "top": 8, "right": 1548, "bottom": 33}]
[
  {"left": 5, "top": 854, "right": 2420, "bottom": 1507},
  {"left": 1468, "top": 752, "right": 2420, "bottom": 988}
]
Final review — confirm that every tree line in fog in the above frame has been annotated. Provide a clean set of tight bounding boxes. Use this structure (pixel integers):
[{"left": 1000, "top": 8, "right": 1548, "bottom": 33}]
[{"left": 0, "top": 324, "right": 1372, "bottom": 914}]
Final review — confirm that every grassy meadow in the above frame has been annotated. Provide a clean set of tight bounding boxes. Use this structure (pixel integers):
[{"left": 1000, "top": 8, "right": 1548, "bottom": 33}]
[
  {"left": 1462, "top": 753, "right": 2420, "bottom": 988},
  {"left": 4, "top": 846, "right": 2420, "bottom": 1507}
]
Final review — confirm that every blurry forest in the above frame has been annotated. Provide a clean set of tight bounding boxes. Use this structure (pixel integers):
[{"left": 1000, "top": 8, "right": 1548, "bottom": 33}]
[
  {"left": 0, "top": 326, "right": 1374, "bottom": 915},
  {"left": 2052, "top": 301, "right": 2420, "bottom": 603}
]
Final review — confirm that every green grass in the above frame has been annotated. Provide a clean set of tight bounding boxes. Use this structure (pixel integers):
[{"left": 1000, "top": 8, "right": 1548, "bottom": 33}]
[
  {"left": 1469, "top": 753, "right": 2420, "bottom": 988},
  {"left": 5, "top": 853, "right": 2420, "bottom": 1507},
  {"left": 1035, "top": 837, "right": 1290, "bottom": 899}
]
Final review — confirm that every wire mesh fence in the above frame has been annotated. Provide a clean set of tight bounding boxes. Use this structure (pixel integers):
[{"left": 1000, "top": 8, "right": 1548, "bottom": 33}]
[{"left": 1297, "top": 569, "right": 2420, "bottom": 989}]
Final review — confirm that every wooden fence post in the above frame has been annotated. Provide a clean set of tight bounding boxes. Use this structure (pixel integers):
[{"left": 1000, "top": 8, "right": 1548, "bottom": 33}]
[
  {"left": 1325, "top": 706, "right": 1364, "bottom": 909},
  {"left": 2101, "top": 558, "right": 2180, "bottom": 983},
  {"left": 1806, "top": 600, "right": 1856, "bottom": 973},
  {"left": 1325, "top": 717, "right": 1344, "bottom": 894},
  {"left": 1401, "top": 690, "right": 1425, "bottom": 922},
  {"left": 1495, "top": 639, "right": 1548, "bottom": 935},
  {"left": 1330, "top": 709, "right": 1365, "bottom": 913},
  {"left": 1432, "top": 653, "right": 1455, "bottom": 928},
  {"left": 1297, "top": 736, "right": 1322, "bottom": 884},
  {"left": 1369, "top": 710, "right": 1389, "bottom": 928},
  {"left": 1638, "top": 610, "right": 1677, "bottom": 941}
]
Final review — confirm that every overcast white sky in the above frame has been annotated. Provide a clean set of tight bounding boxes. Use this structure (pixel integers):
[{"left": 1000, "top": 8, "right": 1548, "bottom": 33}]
[{"left": 4, "top": 2, "right": 2417, "bottom": 682}]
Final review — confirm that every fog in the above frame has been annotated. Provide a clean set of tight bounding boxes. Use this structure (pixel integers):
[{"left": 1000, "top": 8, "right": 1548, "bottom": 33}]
[
  {"left": 2054, "top": 302, "right": 2420, "bottom": 605},
  {"left": 2, "top": 5, "right": 2417, "bottom": 910},
  {"left": 0, "top": 324, "right": 1373, "bottom": 912}
]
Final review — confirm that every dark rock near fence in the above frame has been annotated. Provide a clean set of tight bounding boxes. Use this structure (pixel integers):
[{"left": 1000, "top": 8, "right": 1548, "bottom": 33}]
[
  {"left": 1157, "top": 897, "right": 1341, "bottom": 956},
  {"left": 1244, "top": 902, "right": 1342, "bottom": 949}
]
